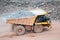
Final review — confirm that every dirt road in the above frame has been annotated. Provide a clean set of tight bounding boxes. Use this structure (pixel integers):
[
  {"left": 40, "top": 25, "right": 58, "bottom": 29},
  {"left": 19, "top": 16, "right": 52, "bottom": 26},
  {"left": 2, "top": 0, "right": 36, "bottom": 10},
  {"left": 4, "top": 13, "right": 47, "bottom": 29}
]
[{"left": 0, "top": 20, "right": 60, "bottom": 40}]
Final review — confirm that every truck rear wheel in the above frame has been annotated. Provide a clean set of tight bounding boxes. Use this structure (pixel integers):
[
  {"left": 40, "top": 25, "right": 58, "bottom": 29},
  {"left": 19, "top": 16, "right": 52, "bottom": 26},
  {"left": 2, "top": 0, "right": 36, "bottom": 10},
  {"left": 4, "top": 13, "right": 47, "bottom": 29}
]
[
  {"left": 14, "top": 25, "right": 25, "bottom": 35},
  {"left": 33, "top": 25, "right": 43, "bottom": 33}
]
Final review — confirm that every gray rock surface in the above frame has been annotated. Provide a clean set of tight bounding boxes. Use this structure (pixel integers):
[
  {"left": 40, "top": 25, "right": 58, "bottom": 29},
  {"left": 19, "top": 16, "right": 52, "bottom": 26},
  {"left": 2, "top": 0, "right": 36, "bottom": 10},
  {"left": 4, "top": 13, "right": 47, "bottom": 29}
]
[{"left": 0, "top": 0, "right": 60, "bottom": 20}]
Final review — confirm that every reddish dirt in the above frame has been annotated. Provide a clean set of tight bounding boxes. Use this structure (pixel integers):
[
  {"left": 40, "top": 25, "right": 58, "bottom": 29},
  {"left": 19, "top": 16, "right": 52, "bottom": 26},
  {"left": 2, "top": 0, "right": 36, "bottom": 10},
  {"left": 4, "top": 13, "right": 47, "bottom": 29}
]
[{"left": 0, "top": 20, "right": 60, "bottom": 40}]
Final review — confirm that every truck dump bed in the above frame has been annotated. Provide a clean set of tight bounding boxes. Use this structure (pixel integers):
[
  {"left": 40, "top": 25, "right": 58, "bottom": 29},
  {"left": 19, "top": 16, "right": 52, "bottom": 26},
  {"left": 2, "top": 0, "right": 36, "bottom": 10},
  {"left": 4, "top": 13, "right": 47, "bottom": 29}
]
[
  {"left": 7, "top": 16, "right": 36, "bottom": 25},
  {"left": 2, "top": 9, "right": 47, "bottom": 25}
]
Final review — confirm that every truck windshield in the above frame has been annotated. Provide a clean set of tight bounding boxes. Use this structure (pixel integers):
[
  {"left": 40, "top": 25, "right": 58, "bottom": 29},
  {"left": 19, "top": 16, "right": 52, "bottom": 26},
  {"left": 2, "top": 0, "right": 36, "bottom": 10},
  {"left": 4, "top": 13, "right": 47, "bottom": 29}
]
[{"left": 35, "top": 15, "right": 50, "bottom": 22}]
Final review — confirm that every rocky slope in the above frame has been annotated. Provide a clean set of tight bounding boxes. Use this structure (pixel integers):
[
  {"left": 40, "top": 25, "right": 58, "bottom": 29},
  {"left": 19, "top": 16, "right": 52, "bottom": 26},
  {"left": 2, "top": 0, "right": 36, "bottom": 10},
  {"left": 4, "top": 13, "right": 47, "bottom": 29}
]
[{"left": 0, "top": 0, "right": 60, "bottom": 20}]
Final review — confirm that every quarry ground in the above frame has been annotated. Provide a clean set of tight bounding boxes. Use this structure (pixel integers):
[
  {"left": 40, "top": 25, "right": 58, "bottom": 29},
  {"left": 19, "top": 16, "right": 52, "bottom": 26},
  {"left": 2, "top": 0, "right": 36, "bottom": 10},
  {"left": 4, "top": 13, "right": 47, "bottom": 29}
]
[{"left": 0, "top": 20, "right": 60, "bottom": 40}]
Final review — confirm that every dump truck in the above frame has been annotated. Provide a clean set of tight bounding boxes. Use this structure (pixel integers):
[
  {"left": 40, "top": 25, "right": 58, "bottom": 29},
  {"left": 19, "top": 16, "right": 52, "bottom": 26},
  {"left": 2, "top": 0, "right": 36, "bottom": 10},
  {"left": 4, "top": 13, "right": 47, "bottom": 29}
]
[{"left": 6, "top": 8, "right": 51, "bottom": 35}]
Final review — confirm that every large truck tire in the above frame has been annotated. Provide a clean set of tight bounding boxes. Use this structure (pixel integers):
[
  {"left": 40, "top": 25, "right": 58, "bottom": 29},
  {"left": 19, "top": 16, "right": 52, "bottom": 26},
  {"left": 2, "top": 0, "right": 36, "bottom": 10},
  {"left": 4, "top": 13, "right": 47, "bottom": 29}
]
[
  {"left": 33, "top": 25, "right": 43, "bottom": 33},
  {"left": 14, "top": 25, "right": 26, "bottom": 35}
]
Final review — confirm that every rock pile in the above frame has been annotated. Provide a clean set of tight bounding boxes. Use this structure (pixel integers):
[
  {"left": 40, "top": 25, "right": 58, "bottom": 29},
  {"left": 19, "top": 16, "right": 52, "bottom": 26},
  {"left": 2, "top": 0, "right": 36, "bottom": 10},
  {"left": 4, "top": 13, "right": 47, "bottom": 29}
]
[{"left": 0, "top": 0, "right": 60, "bottom": 20}]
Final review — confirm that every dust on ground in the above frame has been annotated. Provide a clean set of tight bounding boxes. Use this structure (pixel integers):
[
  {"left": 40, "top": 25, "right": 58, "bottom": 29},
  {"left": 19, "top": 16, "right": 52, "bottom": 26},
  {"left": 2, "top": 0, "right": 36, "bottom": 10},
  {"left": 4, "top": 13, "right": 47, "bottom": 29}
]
[{"left": 0, "top": 20, "right": 60, "bottom": 40}]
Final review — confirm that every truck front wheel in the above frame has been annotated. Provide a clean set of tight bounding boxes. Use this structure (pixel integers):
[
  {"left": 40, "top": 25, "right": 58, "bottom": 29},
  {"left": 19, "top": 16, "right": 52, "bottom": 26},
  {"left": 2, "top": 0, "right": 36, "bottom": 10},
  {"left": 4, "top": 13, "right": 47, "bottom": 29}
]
[
  {"left": 14, "top": 25, "right": 25, "bottom": 35},
  {"left": 33, "top": 25, "right": 43, "bottom": 33}
]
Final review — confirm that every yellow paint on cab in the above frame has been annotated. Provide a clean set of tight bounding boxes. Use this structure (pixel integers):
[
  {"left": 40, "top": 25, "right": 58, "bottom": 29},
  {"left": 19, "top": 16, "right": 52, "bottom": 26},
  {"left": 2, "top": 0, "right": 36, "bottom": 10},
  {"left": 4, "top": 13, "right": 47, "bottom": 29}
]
[{"left": 35, "top": 22, "right": 50, "bottom": 25}]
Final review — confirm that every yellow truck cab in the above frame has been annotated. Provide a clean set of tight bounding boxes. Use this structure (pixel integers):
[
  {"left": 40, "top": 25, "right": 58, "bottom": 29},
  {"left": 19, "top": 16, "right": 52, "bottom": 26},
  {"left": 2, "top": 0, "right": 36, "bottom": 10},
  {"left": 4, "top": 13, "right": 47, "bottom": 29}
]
[{"left": 6, "top": 8, "right": 51, "bottom": 35}]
